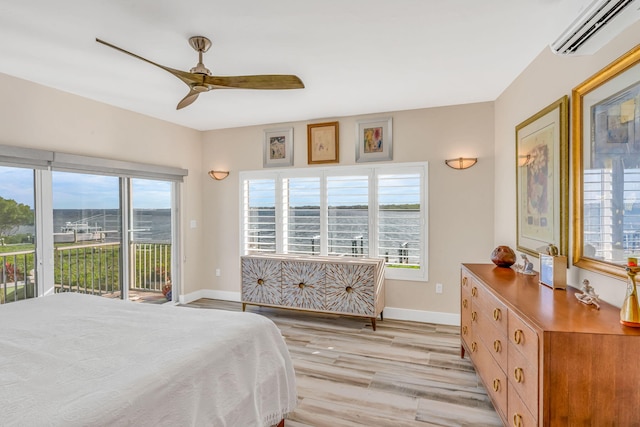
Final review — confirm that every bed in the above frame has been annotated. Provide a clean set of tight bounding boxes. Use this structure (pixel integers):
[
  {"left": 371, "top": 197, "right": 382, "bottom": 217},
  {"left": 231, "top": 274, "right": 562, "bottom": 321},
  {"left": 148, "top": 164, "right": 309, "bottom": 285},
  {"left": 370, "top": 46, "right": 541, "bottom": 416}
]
[{"left": 0, "top": 292, "right": 297, "bottom": 426}]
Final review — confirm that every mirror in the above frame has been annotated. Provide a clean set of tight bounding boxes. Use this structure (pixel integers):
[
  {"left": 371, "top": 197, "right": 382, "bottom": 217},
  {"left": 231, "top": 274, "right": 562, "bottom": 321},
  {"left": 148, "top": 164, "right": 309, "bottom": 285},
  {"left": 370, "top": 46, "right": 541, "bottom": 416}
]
[{"left": 573, "top": 45, "right": 640, "bottom": 279}]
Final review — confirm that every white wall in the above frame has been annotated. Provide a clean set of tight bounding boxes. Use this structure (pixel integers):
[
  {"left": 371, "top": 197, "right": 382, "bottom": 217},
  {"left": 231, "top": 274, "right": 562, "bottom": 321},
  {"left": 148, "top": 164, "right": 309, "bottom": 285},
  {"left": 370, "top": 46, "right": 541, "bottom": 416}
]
[
  {"left": 495, "top": 21, "right": 640, "bottom": 306},
  {"left": 202, "top": 103, "right": 495, "bottom": 317},
  {"left": 0, "top": 73, "right": 206, "bottom": 296}
]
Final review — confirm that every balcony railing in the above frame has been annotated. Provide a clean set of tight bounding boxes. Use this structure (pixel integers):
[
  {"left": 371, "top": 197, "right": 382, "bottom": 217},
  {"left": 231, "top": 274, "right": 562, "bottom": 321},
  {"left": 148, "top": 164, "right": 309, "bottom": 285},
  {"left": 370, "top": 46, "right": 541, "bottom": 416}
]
[
  {"left": 0, "top": 250, "right": 35, "bottom": 304},
  {"left": 0, "top": 242, "right": 171, "bottom": 304}
]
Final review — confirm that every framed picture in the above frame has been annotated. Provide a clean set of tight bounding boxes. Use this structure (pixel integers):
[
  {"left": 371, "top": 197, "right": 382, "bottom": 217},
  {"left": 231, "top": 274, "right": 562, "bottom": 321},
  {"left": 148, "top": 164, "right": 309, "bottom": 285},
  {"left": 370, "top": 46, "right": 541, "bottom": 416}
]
[
  {"left": 515, "top": 96, "right": 568, "bottom": 257},
  {"left": 572, "top": 45, "right": 640, "bottom": 279},
  {"left": 307, "top": 121, "right": 339, "bottom": 164},
  {"left": 355, "top": 117, "right": 393, "bottom": 162},
  {"left": 264, "top": 127, "right": 293, "bottom": 168}
]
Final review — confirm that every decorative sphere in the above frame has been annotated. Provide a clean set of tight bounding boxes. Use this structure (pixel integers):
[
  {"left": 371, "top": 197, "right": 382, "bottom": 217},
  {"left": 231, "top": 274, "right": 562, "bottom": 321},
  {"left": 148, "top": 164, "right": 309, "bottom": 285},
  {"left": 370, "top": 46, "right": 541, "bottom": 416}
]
[{"left": 491, "top": 246, "right": 516, "bottom": 268}]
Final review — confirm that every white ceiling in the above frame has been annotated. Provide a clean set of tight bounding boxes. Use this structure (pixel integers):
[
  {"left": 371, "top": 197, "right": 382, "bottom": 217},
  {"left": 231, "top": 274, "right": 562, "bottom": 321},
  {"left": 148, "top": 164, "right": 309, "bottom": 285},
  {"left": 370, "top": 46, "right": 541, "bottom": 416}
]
[{"left": 0, "top": 0, "right": 589, "bottom": 131}]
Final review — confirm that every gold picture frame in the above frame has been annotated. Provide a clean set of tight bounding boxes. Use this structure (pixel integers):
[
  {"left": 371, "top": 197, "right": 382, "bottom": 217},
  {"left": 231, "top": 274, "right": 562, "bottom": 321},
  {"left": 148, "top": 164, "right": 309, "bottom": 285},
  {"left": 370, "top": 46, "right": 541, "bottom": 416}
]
[
  {"left": 572, "top": 44, "right": 640, "bottom": 279},
  {"left": 307, "top": 121, "right": 339, "bottom": 164},
  {"left": 515, "top": 96, "right": 569, "bottom": 257}
]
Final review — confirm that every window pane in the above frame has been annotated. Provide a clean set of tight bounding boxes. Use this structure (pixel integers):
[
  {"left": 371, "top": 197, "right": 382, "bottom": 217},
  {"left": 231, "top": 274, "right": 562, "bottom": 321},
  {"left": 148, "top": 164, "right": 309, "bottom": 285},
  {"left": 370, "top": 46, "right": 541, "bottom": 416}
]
[
  {"left": 244, "top": 179, "right": 276, "bottom": 254},
  {"left": 327, "top": 175, "right": 369, "bottom": 257},
  {"left": 0, "top": 166, "right": 36, "bottom": 304},
  {"left": 378, "top": 173, "right": 422, "bottom": 268},
  {"left": 130, "top": 179, "right": 173, "bottom": 302},
  {"left": 52, "top": 171, "right": 122, "bottom": 296},
  {"left": 286, "top": 177, "right": 321, "bottom": 255}
]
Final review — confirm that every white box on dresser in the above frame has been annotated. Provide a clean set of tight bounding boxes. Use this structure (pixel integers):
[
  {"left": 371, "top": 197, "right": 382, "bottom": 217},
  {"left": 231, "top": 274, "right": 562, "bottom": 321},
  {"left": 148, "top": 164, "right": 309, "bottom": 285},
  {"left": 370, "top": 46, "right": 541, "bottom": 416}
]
[{"left": 241, "top": 254, "right": 385, "bottom": 330}]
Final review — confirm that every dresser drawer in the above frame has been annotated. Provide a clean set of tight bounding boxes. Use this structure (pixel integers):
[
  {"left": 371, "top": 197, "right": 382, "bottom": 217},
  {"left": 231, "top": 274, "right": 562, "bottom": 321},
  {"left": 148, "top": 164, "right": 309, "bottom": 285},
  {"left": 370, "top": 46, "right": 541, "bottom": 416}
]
[
  {"left": 475, "top": 285, "right": 508, "bottom": 335},
  {"left": 508, "top": 343, "right": 538, "bottom": 418},
  {"left": 461, "top": 272, "right": 472, "bottom": 295},
  {"left": 508, "top": 310, "right": 538, "bottom": 364},
  {"left": 474, "top": 309, "right": 508, "bottom": 369},
  {"left": 461, "top": 295, "right": 472, "bottom": 348},
  {"left": 474, "top": 339, "right": 507, "bottom": 420},
  {"left": 508, "top": 384, "right": 537, "bottom": 427}
]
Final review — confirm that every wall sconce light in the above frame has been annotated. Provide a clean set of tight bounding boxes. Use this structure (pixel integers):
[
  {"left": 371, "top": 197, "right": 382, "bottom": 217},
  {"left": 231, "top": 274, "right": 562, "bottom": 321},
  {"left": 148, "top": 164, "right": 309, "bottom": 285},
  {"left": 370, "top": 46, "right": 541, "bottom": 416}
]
[
  {"left": 445, "top": 157, "right": 477, "bottom": 170},
  {"left": 208, "top": 170, "right": 229, "bottom": 180}
]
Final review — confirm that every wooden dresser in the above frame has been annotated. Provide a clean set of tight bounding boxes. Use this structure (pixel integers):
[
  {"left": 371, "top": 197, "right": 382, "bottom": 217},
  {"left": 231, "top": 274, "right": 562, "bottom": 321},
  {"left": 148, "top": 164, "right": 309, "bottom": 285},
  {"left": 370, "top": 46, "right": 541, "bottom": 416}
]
[
  {"left": 241, "top": 254, "right": 385, "bottom": 330},
  {"left": 461, "top": 263, "right": 640, "bottom": 426}
]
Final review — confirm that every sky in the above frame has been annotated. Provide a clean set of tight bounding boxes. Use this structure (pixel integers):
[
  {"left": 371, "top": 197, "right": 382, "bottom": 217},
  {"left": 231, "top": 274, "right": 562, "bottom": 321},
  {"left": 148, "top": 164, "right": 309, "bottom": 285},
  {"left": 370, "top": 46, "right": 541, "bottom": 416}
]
[{"left": 0, "top": 167, "right": 171, "bottom": 209}]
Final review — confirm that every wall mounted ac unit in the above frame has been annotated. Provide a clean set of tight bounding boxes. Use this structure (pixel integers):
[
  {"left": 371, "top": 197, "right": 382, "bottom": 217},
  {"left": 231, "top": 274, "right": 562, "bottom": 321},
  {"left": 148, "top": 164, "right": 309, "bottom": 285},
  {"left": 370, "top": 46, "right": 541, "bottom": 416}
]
[{"left": 551, "top": 0, "right": 640, "bottom": 55}]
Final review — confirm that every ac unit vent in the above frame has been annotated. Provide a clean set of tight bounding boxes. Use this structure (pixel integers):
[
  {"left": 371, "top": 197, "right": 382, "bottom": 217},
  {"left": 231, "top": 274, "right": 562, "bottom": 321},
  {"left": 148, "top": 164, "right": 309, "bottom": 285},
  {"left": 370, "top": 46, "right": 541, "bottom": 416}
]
[{"left": 551, "top": 0, "right": 640, "bottom": 55}]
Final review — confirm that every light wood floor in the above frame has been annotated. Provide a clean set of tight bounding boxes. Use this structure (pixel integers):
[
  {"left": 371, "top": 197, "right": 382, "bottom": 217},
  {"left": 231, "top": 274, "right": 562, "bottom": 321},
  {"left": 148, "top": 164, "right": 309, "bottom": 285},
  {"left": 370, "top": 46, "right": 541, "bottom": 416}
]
[{"left": 184, "top": 299, "right": 501, "bottom": 427}]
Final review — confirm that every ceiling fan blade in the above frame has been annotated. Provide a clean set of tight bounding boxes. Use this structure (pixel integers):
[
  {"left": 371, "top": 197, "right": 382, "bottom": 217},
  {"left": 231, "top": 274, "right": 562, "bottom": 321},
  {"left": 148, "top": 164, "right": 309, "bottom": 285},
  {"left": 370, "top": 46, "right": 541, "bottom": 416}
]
[
  {"left": 205, "top": 75, "right": 304, "bottom": 90},
  {"left": 96, "top": 38, "right": 199, "bottom": 87},
  {"left": 176, "top": 89, "right": 200, "bottom": 110}
]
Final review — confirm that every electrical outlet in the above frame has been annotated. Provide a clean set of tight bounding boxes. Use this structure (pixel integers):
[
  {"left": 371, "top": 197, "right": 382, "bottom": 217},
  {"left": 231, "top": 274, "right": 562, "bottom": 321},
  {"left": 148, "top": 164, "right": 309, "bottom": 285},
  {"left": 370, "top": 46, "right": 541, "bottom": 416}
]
[
  {"left": 435, "top": 283, "right": 443, "bottom": 294},
  {"left": 215, "top": 268, "right": 221, "bottom": 277}
]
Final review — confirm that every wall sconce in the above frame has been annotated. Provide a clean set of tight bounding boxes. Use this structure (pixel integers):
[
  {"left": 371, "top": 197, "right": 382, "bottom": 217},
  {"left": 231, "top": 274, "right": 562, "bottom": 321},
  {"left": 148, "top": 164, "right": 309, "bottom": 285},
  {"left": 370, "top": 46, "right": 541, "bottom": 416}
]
[
  {"left": 445, "top": 157, "right": 477, "bottom": 170},
  {"left": 208, "top": 170, "right": 229, "bottom": 180}
]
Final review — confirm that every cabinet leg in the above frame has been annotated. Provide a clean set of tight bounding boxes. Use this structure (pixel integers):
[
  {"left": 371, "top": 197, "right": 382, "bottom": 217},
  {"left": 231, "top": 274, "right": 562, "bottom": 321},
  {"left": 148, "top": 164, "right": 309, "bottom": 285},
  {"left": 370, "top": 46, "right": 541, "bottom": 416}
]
[
  {"left": 380, "top": 311, "right": 384, "bottom": 321},
  {"left": 371, "top": 317, "right": 377, "bottom": 331},
  {"left": 460, "top": 344, "right": 465, "bottom": 359},
  {"left": 242, "top": 303, "right": 246, "bottom": 312}
]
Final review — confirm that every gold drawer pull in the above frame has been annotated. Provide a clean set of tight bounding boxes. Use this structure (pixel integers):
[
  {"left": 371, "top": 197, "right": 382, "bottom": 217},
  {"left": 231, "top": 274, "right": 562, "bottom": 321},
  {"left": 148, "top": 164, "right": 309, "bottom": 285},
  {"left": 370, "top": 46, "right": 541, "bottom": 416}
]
[
  {"left": 471, "top": 287, "right": 478, "bottom": 297},
  {"left": 471, "top": 342, "right": 478, "bottom": 352},
  {"left": 493, "top": 339, "right": 501, "bottom": 353},
  {"left": 514, "top": 329, "right": 524, "bottom": 344},
  {"left": 462, "top": 299, "right": 468, "bottom": 309},
  {"left": 298, "top": 282, "right": 306, "bottom": 289},
  {"left": 513, "top": 414, "right": 524, "bottom": 427},
  {"left": 462, "top": 326, "right": 468, "bottom": 335},
  {"left": 514, "top": 367, "right": 524, "bottom": 383},
  {"left": 257, "top": 278, "right": 264, "bottom": 285},
  {"left": 493, "top": 308, "right": 501, "bottom": 321},
  {"left": 471, "top": 312, "right": 477, "bottom": 321},
  {"left": 462, "top": 277, "right": 468, "bottom": 287},
  {"left": 492, "top": 379, "right": 500, "bottom": 392}
]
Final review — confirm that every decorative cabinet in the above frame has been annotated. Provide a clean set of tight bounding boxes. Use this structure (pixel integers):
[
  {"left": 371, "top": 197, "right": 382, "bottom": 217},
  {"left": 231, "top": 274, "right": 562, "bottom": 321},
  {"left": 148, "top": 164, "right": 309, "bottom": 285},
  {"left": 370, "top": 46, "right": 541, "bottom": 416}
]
[
  {"left": 461, "top": 264, "right": 640, "bottom": 426},
  {"left": 242, "top": 254, "right": 385, "bottom": 330}
]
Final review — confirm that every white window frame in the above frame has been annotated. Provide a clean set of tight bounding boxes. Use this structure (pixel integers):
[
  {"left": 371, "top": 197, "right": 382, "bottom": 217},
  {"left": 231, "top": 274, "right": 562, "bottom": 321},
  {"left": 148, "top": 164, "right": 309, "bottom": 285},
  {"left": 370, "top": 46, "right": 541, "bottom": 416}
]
[{"left": 239, "top": 162, "right": 429, "bottom": 281}]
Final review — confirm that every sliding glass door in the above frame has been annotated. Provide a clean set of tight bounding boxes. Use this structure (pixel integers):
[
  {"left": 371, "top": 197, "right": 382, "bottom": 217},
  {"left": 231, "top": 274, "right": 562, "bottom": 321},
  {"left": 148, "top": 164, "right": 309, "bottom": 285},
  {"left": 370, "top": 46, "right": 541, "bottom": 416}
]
[
  {"left": 0, "top": 166, "right": 36, "bottom": 304},
  {"left": 129, "top": 178, "right": 173, "bottom": 303},
  {"left": 52, "top": 171, "right": 122, "bottom": 297}
]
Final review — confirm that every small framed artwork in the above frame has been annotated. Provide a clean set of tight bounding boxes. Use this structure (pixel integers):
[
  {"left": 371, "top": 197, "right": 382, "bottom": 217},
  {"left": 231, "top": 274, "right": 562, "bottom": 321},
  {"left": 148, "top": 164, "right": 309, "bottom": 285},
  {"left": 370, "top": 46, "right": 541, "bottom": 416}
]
[
  {"left": 307, "top": 121, "right": 339, "bottom": 164},
  {"left": 356, "top": 117, "right": 392, "bottom": 163},
  {"left": 515, "top": 96, "right": 568, "bottom": 257},
  {"left": 264, "top": 127, "right": 293, "bottom": 168}
]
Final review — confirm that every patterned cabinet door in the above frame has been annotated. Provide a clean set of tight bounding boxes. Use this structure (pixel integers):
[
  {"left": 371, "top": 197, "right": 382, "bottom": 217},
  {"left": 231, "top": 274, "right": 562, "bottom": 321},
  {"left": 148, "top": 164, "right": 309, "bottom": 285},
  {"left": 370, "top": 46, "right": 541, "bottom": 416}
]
[
  {"left": 241, "top": 257, "right": 282, "bottom": 305},
  {"left": 325, "top": 263, "right": 375, "bottom": 315},
  {"left": 282, "top": 261, "right": 326, "bottom": 310}
]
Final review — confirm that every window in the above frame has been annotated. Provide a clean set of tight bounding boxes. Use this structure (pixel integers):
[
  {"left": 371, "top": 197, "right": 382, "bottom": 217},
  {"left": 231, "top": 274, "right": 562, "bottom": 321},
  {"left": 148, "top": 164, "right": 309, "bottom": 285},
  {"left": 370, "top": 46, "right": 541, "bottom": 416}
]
[
  {"left": 285, "top": 176, "right": 321, "bottom": 255},
  {"left": 243, "top": 178, "right": 277, "bottom": 254},
  {"left": 241, "top": 162, "right": 428, "bottom": 281}
]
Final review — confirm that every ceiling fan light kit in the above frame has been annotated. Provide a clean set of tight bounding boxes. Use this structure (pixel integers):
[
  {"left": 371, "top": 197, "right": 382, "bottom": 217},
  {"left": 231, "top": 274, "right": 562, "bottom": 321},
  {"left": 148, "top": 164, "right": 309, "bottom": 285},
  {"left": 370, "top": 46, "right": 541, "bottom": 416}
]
[{"left": 96, "top": 36, "right": 304, "bottom": 110}]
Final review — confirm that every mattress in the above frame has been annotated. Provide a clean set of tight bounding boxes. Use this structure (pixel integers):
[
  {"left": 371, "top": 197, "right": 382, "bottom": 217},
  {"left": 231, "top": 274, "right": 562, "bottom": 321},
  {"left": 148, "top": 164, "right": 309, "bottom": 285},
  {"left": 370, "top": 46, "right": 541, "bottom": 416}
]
[{"left": 0, "top": 292, "right": 296, "bottom": 426}]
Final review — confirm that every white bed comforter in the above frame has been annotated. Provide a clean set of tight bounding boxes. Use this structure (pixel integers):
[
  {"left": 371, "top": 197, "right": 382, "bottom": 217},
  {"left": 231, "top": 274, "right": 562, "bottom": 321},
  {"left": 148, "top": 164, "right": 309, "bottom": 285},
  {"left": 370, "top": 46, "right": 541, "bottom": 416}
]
[{"left": 0, "top": 293, "right": 296, "bottom": 427}]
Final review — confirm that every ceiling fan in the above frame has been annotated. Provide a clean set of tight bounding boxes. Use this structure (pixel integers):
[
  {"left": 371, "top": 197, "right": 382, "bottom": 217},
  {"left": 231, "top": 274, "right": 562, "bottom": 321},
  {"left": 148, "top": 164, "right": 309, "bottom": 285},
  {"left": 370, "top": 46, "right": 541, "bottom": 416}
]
[{"left": 96, "top": 36, "right": 305, "bottom": 110}]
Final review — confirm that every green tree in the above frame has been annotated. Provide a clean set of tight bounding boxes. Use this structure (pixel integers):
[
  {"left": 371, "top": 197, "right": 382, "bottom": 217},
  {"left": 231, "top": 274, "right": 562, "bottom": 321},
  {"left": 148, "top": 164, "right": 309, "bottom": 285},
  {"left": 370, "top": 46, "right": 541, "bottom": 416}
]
[{"left": 0, "top": 197, "right": 33, "bottom": 237}]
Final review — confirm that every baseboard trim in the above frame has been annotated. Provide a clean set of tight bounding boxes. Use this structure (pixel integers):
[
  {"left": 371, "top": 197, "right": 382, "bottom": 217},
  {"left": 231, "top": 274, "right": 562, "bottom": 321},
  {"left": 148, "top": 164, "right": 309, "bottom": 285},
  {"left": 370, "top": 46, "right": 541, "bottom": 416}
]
[
  {"left": 383, "top": 306, "right": 460, "bottom": 326},
  {"left": 181, "top": 290, "right": 241, "bottom": 305},
  {"left": 181, "top": 290, "right": 459, "bottom": 326}
]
